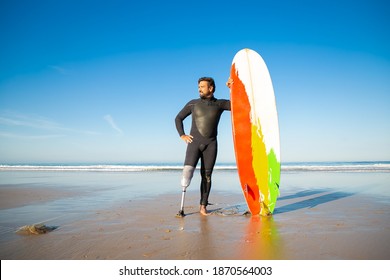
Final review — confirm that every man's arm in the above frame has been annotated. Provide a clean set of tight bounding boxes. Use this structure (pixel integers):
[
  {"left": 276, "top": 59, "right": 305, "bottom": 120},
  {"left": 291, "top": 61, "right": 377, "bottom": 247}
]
[{"left": 175, "top": 101, "right": 194, "bottom": 143}]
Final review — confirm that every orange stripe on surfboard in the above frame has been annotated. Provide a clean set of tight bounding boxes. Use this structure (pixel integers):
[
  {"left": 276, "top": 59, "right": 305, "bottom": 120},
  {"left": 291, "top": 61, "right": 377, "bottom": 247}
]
[{"left": 230, "top": 63, "right": 261, "bottom": 215}]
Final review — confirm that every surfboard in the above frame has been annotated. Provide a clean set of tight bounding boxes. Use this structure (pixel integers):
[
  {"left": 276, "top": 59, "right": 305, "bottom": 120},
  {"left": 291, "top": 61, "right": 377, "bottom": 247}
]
[{"left": 230, "top": 48, "right": 281, "bottom": 216}]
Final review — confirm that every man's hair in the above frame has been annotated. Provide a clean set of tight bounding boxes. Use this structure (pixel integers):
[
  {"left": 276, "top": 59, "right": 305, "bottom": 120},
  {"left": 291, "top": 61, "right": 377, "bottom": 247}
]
[{"left": 198, "top": 77, "right": 215, "bottom": 93}]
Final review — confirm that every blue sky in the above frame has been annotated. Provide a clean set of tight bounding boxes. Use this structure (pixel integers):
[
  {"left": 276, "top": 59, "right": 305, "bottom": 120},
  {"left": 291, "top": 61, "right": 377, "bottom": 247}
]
[{"left": 0, "top": 0, "right": 389, "bottom": 163}]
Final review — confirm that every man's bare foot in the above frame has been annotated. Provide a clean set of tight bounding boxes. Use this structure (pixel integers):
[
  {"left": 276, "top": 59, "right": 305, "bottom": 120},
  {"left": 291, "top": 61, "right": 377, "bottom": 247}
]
[{"left": 200, "top": 205, "right": 209, "bottom": 216}]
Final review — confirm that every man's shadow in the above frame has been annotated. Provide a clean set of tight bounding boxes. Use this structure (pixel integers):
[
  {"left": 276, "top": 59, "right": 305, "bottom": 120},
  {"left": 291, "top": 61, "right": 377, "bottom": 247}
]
[
  {"left": 192, "top": 189, "right": 355, "bottom": 216},
  {"left": 274, "top": 189, "right": 354, "bottom": 215},
  {"left": 278, "top": 189, "right": 327, "bottom": 201}
]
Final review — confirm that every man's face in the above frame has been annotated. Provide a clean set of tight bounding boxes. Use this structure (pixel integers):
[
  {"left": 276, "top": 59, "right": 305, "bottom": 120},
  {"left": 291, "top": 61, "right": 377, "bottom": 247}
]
[{"left": 198, "top": 81, "right": 213, "bottom": 98}]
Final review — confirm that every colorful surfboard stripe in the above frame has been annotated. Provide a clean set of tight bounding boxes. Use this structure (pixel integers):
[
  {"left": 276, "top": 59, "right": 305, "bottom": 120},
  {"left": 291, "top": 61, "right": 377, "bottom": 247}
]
[{"left": 230, "top": 49, "right": 280, "bottom": 216}]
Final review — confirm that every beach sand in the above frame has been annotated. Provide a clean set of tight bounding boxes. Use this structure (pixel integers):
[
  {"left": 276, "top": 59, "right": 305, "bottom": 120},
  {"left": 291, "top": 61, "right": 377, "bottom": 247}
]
[{"left": 0, "top": 170, "right": 389, "bottom": 260}]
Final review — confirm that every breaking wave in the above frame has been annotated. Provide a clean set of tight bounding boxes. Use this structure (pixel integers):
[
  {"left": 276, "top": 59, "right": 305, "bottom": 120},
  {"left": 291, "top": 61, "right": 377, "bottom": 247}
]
[{"left": 0, "top": 162, "right": 389, "bottom": 173}]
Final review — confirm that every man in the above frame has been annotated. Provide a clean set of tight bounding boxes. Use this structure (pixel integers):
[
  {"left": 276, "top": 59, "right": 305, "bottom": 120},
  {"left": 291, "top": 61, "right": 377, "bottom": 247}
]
[{"left": 175, "top": 77, "right": 232, "bottom": 215}]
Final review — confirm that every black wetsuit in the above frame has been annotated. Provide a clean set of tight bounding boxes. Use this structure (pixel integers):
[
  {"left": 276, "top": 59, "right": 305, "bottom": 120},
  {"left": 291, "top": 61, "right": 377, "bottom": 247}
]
[{"left": 175, "top": 96, "right": 231, "bottom": 205}]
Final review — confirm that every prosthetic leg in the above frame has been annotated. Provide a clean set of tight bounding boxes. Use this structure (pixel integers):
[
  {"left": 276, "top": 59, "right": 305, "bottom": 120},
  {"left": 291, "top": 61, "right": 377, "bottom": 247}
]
[{"left": 176, "top": 165, "right": 195, "bottom": 217}]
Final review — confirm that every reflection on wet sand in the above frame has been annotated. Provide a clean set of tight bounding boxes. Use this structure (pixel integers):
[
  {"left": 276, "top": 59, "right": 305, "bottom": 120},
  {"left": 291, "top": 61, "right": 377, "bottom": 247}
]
[
  {"left": 174, "top": 213, "right": 215, "bottom": 260},
  {"left": 238, "top": 215, "right": 282, "bottom": 259}
]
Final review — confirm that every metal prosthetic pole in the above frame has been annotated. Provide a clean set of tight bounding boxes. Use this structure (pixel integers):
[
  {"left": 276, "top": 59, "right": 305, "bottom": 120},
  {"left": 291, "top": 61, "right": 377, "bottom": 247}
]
[{"left": 176, "top": 187, "right": 186, "bottom": 217}]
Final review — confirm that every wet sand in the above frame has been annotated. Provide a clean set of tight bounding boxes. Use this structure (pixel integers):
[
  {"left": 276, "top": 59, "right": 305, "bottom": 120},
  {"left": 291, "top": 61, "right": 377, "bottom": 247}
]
[
  {"left": 0, "top": 185, "right": 82, "bottom": 210},
  {"left": 0, "top": 171, "right": 389, "bottom": 260}
]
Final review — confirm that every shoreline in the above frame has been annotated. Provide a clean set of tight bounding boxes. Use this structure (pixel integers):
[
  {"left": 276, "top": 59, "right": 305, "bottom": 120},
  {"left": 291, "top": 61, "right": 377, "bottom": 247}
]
[{"left": 0, "top": 176, "right": 389, "bottom": 260}]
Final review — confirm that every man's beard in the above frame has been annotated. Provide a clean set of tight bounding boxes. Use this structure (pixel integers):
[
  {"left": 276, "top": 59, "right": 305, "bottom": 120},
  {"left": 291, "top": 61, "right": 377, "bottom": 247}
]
[{"left": 200, "top": 92, "right": 213, "bottom": 99}]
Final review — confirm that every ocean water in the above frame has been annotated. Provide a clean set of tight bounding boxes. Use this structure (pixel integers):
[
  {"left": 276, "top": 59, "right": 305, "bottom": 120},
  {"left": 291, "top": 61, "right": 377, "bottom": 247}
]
[
  {"left": 1, "top": 161, "right": 389, "bottom": 172},
  {"left": 0, "top": 161, "right": 388, "bottom": 200}
]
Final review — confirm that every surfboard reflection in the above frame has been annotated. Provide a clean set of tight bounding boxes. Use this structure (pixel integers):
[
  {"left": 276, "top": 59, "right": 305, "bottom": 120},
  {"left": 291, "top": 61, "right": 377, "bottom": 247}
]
[{"left": 238, "top": 215, "right": 282, "bottom": 259}]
